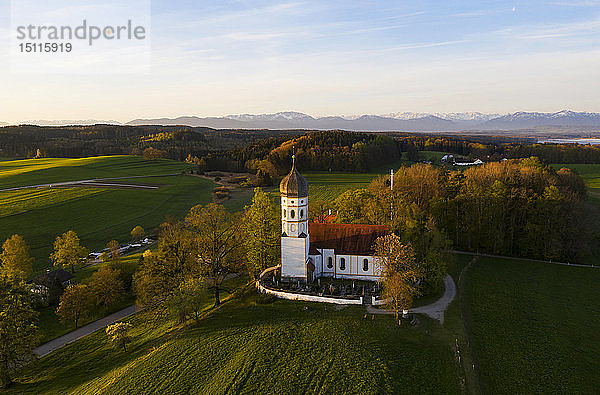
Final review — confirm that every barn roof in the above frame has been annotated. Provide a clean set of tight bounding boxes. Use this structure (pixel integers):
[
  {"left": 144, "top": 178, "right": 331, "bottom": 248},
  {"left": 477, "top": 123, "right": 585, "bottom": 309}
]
[
  {"left": 309, "top": 223, "right": 389, "bottom": 255},
  {"left": 280, "top": 156, "right": 309, "bottom": 198},
  {"left": 29, "top": 269, "right": 75, "bottom": 286}
]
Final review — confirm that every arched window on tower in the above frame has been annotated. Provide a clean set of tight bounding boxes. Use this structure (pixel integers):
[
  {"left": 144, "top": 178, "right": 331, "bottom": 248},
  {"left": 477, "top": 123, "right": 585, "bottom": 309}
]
[
  {"left": 363, "top": 258, "right": 369, "bottom": 272},
  {"left": 283, "top": 209, "right": 286, "bottom": 218},
  {"left": 300, "top": 209, "right": 304, "bottom": 218},
  {"left": 290, "top": 210, "right": 295, "bottom": 219},
  {"left": 327, "top": 257, "right": 333, "bottom": 269},
  {"left": 340, "top": 258, "right": 346, "bottom": 270}
]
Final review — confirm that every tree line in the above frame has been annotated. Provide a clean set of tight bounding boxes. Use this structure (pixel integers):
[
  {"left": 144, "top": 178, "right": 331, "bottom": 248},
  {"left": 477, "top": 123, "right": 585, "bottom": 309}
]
[
  {"left": 4, "top": 125, "right": 600, "bottom": 177},
  {"left": 322, "top": 157, "right": 595, "bottom": 264}
]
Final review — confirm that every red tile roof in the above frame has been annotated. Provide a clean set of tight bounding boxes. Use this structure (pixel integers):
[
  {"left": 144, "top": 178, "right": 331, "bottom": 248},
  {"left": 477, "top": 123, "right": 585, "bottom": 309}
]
[{"left": 309, "top": 223, "right": 389, "bottom": 255}]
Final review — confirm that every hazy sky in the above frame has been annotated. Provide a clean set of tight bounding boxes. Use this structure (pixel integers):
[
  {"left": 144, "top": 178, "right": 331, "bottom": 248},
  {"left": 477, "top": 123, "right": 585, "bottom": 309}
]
[{"left": 1, "top": 0, "right": 599, "bottom": 122}]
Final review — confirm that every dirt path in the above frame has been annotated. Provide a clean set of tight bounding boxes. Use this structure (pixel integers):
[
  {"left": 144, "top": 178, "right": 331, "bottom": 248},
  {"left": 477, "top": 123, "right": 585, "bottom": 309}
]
[
  {"left": 33, "top": 305, "right": 138, "bottom": 358},
  {"left": 366, "top": 274, "right": 456, "bottom": 324}
]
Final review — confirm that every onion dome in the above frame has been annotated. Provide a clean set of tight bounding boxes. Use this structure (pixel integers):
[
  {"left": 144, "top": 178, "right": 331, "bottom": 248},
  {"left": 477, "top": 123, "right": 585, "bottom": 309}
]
[{"left": 279, "top": 155, "right": 309, "bottom": 197}]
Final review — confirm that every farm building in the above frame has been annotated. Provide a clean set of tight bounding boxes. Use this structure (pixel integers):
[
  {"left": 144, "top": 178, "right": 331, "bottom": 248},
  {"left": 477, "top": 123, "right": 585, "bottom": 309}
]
[{"left": 280, "top": 156, "right": 389, "bottom": 283}]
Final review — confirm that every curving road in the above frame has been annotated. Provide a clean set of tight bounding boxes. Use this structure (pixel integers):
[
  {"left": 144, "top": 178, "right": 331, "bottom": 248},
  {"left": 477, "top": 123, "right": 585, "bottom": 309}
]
[
  {"left": 33, "top": 305, "right": 138, "bottom": 358},
  {"left": 411, "top": 275, "right": 456, "bottom": 324},
  {"left": 367, "top": 274, "right": 456, "bottom": 324}
]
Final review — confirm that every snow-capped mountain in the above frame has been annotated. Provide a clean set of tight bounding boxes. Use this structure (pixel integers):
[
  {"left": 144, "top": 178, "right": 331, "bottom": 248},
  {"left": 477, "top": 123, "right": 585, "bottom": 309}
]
[
  {"left": 384, "top": 112, "right": 503, "bottom": 122},
  {"left": 126, "top": 110, "right": 600, "bottom": 131},
  {"left": 482, "top": 110, "right": 600, "bottom": 129},
  {"left": 226, "top": 112, "right": 315, "bottom": 122}
]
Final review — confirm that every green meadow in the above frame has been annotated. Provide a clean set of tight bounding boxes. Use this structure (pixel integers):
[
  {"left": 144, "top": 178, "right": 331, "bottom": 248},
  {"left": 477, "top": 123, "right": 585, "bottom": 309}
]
[
  {"left": 6, "top": 155, "right": 600, "bottom": 393},
  {"left": 9, "top": 283, "right": 461, "bottom": 394},
  {"left": 0, "top": 156, "right": 215, "bottom": 273},
  {"left": 465, "top": 257, "right": 600, "bottom": 393},
  {"left": 302, "top": 172, "right": 380, "bottom": 201},
  {"left": 0, "top": 156, "right": 193, "bottom": 190}
]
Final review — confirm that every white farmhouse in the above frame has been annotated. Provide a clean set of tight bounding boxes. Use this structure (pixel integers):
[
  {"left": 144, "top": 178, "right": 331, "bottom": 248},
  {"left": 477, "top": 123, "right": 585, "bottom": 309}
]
[{"left": 280, "top": 156, "right": 389, "bottom": 283}]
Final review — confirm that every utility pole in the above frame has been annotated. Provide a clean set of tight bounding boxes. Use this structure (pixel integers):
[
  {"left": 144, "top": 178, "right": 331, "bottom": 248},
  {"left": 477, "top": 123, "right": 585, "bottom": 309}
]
[{"left": 390, "top": 169, "right": 394, "bottom": 222}]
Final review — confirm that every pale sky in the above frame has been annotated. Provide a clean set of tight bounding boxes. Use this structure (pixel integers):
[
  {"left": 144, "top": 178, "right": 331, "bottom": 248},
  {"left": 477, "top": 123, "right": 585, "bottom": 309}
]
[{"left": 0, "top": 0, "right": 599, "bottom": 123}]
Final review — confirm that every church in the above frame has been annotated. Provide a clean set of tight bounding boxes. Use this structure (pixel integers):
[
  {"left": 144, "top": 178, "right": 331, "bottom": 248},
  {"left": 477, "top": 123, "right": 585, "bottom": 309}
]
[{"left": 279, "top": 157, "right": 389, "bottom": 283}]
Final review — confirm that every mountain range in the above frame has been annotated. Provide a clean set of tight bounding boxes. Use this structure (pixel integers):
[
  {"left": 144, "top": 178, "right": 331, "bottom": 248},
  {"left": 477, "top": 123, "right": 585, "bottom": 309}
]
[
  {"left": 18, "top": 119, "right": 121, "bottom": 126},
  {"left": 3, "top": 110, "right": 600, "bottom": 131},
  {"left": 127, "top": 110, "right": 600, "bottom": 131}
]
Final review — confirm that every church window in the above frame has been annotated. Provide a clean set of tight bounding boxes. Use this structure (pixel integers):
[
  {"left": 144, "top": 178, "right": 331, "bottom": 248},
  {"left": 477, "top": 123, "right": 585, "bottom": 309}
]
[
  {"left": 283, "top": 209, "right": 286, "bottom": 218},
  {"left": 300, "top": 209, "right": 304, "bottom": 218},
  {"left": 363, "top": 259, "right": 369, "bottom": 271},
  {"left": 290, "top": 224, "right": 295, "bottom": 232},
  {"left": 290, "top": 210, "right": 295, "bottom": 219},
  {"left": 327, "top": 257, "right": 333, "bottom": 269},
  {"left": 291, "top": 200, "right": 295, "bottom": 204},
  {"left": 340, "top": 258, "right": 346, "bottom": 270}
]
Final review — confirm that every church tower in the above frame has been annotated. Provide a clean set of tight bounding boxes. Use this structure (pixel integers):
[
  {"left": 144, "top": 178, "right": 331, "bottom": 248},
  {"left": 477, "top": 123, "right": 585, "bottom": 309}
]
[{"left": 280, "top": 155, "right": 310, "bottom": 281}]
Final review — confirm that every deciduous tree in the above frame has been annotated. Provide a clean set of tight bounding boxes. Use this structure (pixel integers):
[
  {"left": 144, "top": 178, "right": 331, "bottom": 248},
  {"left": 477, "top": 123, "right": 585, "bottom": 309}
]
[
  {"left": 242, "top": 188, "right": 280, "bottom": 280},
  {"left": 186, "top": 203, "right": 244, "bottom": 306},
  {"left": 89, "top": 265, "right": 125, "bottom": 309},
  {"left": 373, "top": 234, "right": 422, "bottom": 320},
  {"left": 0, "top": 234, "right": 33, "bottom": 281},
  {"left": 50, "top": 230, "right": 88, "bottom": 273},
  {"left": 0, "top": 277, "right": 40, "bottom": 389},
  {"left": 131, "top": 226, "right": 145, "bottom": 242},
  {"left": 106, "top": 239, "right": 121, "bottom": 263},
  {"left": 56, "top": 284, "right": 93, "bottom": 329},
  {"left": 105, "top": 322, "right": 132, "bottom": 351},
  {"left": 134, "top": 222, "right": 194, "bottom": 322}
]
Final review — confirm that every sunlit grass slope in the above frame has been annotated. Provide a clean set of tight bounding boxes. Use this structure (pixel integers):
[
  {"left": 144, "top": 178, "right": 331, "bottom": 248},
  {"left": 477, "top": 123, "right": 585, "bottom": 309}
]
[
  {"left": 465, "top": 257, "right": 600, "bottom": 393},
  {"left": 0, "top": 155, "right": 192, "bottom": 190},
  {"left": 10, "top": 286, "right": 460, "bottom": 394},
  {"left": 0, "top": 156, "right": 214, "bottom": 272}
]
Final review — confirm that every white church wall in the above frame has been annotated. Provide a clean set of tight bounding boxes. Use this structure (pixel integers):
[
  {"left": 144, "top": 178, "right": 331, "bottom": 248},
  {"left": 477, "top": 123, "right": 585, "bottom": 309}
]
[
  {"left": 336, "top": 254, "right": 351, "bottom": 276},
  {"left": 282, "top": 237, "right": 308, "bottom": 279},
  {"left": 320, "top": 249, "right": 335, "bottom": 277},
  {"left": 309, "top": 254, "right": 322, "bottom": 277},
  {"left": 334, "top": 255, "right": 382, "bottom": 280},
  {"left": 256, "top": 280, "right": 363, "bottom": 305}
]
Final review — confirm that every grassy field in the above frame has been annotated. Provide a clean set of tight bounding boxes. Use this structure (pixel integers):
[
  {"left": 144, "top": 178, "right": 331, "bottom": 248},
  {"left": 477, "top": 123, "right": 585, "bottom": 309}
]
[
  {"left": 10, "top": 282, "right": 461, "bottom": 394},
  {"left": 0, "top": 156, "right": 192, "bottom": 190},
  {"left": 266, "top": 171, "right": 380, "bottom": 202},
  {"left": 0, "top": 157, "right": 216, "bottom": 273},
  {"left": 465, "top": 256, "right": 600, "bottom": 393}
]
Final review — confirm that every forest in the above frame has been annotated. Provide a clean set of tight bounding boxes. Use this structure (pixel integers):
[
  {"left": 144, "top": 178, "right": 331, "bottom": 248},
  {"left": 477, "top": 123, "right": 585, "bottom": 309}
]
[
  {"left": 324, "top": 158, "right": 596, "bottom": 264},
  {"left": 4, "top": 125, "right": 600, "bottom": 175}
]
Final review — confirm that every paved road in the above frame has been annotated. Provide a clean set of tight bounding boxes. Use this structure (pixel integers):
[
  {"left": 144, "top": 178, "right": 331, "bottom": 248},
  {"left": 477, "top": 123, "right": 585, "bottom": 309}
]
[
  {"left": 367, "top": 274, "right": 456, "bottom": 324},
  {"left": 411, "top": 275, "right": 456, "bottom": 324},
  {"left": 0, "top": 173, "right": 181, "bottom": 192},
  {"left": 34, "top": 305, "right": 139, "bottom": 358}
]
